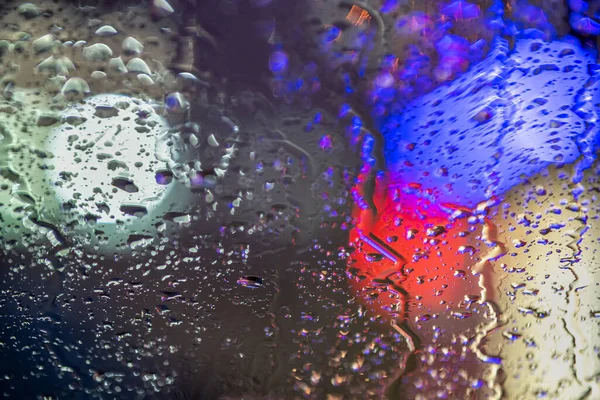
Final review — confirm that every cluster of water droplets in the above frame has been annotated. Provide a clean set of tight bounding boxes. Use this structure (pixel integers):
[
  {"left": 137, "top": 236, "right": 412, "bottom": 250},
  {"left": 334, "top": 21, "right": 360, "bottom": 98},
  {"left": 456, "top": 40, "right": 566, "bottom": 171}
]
[
  {"left": 268, "top": 0, "right": 600, "bottom": 399},
  {"left": 0, "top": 0, "right": 599, "bottom": 399}
]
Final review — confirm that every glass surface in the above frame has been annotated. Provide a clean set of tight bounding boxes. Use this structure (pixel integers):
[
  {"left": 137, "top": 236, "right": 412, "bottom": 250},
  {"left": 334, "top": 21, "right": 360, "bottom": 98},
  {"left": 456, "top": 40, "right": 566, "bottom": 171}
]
[{"left": 0, "top": 0, "right": 598, "bottom": 399}]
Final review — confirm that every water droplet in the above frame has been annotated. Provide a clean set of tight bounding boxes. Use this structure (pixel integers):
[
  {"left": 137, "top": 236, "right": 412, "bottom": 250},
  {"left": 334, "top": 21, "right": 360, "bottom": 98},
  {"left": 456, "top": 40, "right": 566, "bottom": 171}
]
[
  {"left": 95, "top": 25, "right": 118, "bottom": 37},
  {"left": 122, "top": 37, "right": 144, "bottom": 55},
  {"left": 36, "top": 56, "right": 76, "bottom": 76},
  {"left": 137, "top": 74, "right": 155, "bottom": 86},
  {"left": 126, "top": 58, "right": 151, "bottom": 75},
  {"left": 17, "top": 3, "right": 41, "bottom": 19},
  {"left": 152, "top": 0, "right": 175, "bottom": 18},
  {"left": 269, "top": 51, "right": 289, "bottom": 74},
  {"left": 237, "top": 276, "right": 263, "bottom": 288},
  {"left": 32, "top": 34, "right": 56, "bottom": 55},
  {"left": 91, "top": 71, "right": 107, "bottom": 80},
  {"left": 83, "top": 43, "right": 113, "bottom": 62},
  {"left": 61, "top": 78, "right": 90, "bottom": 97},
  {"left": 207, "top": 134, "right": 219, "bottom": 148},
  {"left": 108, "top": 57, "right": 128, "bottom": 74}
]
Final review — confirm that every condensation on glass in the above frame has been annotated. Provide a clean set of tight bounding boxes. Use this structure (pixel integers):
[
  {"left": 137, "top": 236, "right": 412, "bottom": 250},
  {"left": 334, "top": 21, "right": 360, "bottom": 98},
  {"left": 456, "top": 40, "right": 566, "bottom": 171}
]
[{"left": 0, "top": 1, "right": 598, "bottom": 399}]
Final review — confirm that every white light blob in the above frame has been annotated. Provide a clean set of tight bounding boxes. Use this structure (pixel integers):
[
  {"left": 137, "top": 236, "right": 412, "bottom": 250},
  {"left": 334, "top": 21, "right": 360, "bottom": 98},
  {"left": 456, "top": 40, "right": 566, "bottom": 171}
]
[{"left": 45, "top": 94, "right": 172, "bottom": 224}]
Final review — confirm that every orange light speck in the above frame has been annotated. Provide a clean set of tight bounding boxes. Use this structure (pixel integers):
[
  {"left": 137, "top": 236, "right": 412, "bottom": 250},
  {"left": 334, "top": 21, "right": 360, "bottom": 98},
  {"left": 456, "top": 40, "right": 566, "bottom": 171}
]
[{"left": 346, "top": 5, "right": 371, "bottom": 26}]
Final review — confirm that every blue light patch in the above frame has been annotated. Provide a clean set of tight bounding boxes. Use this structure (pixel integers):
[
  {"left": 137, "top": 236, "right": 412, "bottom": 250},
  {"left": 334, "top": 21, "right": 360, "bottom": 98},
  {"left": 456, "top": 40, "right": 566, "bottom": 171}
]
[{"left": 381, "top": 37, "right": 599, "bottom": 206}]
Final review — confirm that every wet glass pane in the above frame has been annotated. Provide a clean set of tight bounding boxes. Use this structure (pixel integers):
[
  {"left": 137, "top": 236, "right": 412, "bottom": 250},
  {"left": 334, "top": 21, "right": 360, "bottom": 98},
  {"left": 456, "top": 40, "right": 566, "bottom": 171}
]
[{"left": 0, "top": 0, "right": 599, "bottom": 399}]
